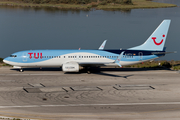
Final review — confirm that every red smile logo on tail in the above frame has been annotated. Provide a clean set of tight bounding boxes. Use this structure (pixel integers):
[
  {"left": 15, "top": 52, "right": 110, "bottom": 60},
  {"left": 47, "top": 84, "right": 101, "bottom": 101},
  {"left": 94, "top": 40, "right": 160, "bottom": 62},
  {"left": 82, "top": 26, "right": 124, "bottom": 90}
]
[{"left": 152, "top": 34, "right": 165, "bottom": 45}]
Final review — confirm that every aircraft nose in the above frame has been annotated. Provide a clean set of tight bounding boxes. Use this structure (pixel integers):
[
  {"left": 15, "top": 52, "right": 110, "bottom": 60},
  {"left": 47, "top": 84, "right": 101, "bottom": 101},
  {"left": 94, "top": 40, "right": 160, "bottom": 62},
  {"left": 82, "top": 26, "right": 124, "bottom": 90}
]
[
  {"left": 3, "top": 59, "right": 7, "bottom": 63},
  {"left": 3, "top": 58, "right": 9, "bottom": 64}
]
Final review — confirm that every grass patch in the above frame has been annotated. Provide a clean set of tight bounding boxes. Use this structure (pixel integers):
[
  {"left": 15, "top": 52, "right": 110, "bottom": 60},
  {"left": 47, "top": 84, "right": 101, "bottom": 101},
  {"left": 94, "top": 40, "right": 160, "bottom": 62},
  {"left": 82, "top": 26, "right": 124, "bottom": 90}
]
[
  {"left": 170, "top": 60, "right": 180, "bottom": 71},
  {"left": 0, "top": 0, "right": 91, "bottom": 10},
  {"left": 0, "top": 63, "right": 12, "bottom": 67},
  {"left": 124, "top": 61, "right": 161, "bottom": 68},
  {"left": 124, "top": 60, "right": 180, "bottom": 71},
  {"left": 97, "top": 0, "right": 177, "bottom": 10},
  {"left": 0, "top": 57, "right": 12, "bottom": 67},
  {"left": 0, "top": 0, "right": 177, "bottom": 10}
]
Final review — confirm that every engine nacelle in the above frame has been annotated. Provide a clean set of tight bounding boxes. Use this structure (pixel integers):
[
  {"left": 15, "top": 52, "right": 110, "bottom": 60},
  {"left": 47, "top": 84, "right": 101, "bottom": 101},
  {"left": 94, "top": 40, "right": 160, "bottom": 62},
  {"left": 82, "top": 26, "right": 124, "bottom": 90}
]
[{"left": 62, "top": 62, "right": 79, "bottom": 72}]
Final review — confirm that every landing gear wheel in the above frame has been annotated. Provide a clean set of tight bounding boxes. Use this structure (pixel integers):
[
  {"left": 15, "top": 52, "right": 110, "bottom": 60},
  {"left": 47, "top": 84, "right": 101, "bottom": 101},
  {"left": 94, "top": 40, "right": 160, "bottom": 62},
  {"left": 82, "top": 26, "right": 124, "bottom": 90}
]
[
  {"left": 85, "top": 67, "right": 91, "bottom": 74},
  {"left": 19, "top": 69, "right": 24, "bottom": 72}
]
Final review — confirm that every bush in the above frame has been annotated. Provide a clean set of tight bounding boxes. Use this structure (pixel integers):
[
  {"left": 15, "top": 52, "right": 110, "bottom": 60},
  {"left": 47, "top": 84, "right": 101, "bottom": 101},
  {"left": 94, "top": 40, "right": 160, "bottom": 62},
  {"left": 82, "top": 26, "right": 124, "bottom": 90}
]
[
  {"left": 20, "top": 0, "right": 132, "bottom": 4},
  {"left": 49, "top": 0, "right": 59, "bottom": 3},
  {"left": 161, "top": 61, "right": 172, "bottom": 68},
  {"left": 122, "top": 0, "right": 132, "bottom": 4},
  {"left": 101, "top": 0, "right": 132, "bottom": 5},
  {"left": 41, "top": 0, "right": 50, "bottom": 3},
  {"left": 0, "top": 58, "right": 3, "bottom": 63},
  {"left": 106, "top": 0, "right": 115, "bottom": 3},
  {"left": 99, "top": 1, "right": 107, "bottom": 5},
  {"left": 119, "top": 0, "right": 132, "bottom": 4},
  {"left": 33, "top": 0, "right": 41, "bottom": 4}
]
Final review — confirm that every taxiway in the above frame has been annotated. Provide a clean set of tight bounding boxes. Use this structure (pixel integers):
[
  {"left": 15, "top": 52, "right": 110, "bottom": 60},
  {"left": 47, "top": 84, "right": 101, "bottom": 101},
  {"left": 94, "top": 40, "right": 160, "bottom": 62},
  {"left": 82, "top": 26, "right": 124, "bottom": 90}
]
[{"left": 0, "top": 67, "right": 179, "bottom": 120}]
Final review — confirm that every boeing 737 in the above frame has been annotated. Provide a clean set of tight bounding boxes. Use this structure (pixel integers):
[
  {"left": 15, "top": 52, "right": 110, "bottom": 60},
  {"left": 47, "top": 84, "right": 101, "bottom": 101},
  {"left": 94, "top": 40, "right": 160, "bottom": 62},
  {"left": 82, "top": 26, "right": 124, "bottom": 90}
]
[{"left": 3, "top": 20, "right": 171, "bottom": 72}]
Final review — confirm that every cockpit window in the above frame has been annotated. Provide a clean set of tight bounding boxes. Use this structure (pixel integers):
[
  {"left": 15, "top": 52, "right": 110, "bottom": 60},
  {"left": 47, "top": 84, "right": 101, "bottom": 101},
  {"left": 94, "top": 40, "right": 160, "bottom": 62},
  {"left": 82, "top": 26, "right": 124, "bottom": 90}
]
[{"left": 10, "top": 55, "right": 17, "bottom": 57}]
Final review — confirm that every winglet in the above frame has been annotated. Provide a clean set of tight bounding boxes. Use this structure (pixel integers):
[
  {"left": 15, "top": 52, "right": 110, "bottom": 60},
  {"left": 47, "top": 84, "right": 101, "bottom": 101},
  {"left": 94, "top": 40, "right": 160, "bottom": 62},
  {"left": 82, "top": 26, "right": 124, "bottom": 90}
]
[
  {"left": 99, "top": 40, "right": 107, "bottom": 50},
  {"left": 114, "top": 51, "right": 124, "bottom": 67}
]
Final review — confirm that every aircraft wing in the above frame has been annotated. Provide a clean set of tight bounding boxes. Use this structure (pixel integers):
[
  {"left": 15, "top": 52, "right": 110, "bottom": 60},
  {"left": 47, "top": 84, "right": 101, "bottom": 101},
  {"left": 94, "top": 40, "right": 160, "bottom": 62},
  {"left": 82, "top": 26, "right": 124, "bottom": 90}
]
[
  {"left": 78, "top": 62, "right": 107, "bottom": 67},
  {"left": 78, "top": 51, "right": 125, "bottom": 67}
]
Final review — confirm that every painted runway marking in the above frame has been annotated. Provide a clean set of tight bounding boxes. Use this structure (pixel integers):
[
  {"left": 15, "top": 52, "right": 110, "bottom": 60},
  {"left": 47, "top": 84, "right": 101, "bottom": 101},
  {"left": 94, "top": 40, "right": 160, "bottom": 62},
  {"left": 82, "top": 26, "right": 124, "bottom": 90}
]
[
  {"left": 1, "top": 102, "right": 180, "bottom": 108},
  {"left": 0, "top": 71, "right": 177, "bottom": 76},
  {"left": 0, "top": 74, "right": 62, "bottom": 76}
]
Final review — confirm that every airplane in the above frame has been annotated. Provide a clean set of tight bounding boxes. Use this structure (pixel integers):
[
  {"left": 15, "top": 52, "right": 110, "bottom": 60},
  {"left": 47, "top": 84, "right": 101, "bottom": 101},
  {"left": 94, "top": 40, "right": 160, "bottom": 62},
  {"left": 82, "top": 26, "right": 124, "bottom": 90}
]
[{"left": 3, "top": 20, "right": 171, "bottom": 73}]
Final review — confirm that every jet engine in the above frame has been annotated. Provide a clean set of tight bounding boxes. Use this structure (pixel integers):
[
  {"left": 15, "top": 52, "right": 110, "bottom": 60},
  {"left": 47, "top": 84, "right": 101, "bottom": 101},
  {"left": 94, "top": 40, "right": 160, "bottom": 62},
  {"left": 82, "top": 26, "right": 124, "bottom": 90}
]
[{"left": 62, "top": 62, "right": 79, "bottom": 72}]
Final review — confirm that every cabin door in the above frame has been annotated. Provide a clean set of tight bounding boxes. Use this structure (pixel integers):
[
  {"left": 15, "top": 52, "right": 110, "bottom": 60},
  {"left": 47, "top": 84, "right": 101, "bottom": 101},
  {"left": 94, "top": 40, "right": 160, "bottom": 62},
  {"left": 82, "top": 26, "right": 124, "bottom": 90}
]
[
  {"left": 22, "top": 52, "right": 28, "bottom": 62},
  {"left": 139, "top": 52, "right": 143, "bottom": 61}
]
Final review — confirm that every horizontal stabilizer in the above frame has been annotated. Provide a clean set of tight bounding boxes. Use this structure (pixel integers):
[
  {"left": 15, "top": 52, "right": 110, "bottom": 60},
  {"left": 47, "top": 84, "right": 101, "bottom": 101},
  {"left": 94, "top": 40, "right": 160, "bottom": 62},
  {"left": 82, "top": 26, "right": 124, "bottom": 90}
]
[{"left": 151, "top": 51, "right": 177, "bottom": 55}]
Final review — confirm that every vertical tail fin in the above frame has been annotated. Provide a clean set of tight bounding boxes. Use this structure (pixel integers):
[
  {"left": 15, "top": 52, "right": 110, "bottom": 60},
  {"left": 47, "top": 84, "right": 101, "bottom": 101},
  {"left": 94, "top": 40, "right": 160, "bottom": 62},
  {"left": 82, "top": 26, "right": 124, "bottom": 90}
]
[{"left": 129, "top": 20, "right": 171, "bottom": 51}]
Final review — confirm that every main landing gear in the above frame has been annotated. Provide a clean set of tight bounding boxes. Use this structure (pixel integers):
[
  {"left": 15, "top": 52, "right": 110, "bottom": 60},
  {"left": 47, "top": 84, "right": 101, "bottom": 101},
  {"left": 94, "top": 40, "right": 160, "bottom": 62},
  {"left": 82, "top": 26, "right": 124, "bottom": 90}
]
[{"left": 19, "top": 68, "right": 24, "bottom": 72}]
